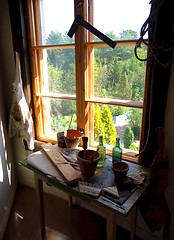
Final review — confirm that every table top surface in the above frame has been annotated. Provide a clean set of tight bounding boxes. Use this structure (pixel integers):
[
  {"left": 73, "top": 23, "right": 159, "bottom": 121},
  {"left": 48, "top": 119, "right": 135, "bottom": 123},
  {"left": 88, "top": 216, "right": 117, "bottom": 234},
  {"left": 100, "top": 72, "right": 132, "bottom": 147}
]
[{"left": 20, "top": 152, "right": 149, "bottom": 215}]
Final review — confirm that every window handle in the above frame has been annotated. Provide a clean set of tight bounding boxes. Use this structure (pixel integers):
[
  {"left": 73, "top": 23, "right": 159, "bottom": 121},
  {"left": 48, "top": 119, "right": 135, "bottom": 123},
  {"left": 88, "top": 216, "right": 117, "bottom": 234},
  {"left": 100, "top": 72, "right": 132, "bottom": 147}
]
[{"left": 67, "top": 15, "right": 117, "bottom": 49}]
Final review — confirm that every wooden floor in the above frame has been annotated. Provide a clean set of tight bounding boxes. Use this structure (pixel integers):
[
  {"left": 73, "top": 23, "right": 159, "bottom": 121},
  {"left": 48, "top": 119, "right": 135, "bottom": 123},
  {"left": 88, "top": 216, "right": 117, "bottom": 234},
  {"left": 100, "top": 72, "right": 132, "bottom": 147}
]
[{"left": 3, "top": 184, "right": 142, "bottom": 240}]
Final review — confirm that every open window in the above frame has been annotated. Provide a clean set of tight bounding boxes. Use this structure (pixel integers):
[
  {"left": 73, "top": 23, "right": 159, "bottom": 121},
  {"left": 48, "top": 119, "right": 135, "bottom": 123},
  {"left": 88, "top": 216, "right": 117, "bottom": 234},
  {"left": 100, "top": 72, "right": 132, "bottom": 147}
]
[{"left": 26, "top": 0, "right": 150, "bottom": 162}]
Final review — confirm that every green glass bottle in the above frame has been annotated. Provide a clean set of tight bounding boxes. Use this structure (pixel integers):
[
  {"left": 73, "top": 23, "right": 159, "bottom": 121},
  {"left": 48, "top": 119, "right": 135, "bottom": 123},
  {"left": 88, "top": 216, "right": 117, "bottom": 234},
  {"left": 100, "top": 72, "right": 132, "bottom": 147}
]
[
  {"left": 112, "top": 138, "right": 122, "bottom": 163},
  {"left": 97, "top": 136, "right": 106, "bottom": 168}
]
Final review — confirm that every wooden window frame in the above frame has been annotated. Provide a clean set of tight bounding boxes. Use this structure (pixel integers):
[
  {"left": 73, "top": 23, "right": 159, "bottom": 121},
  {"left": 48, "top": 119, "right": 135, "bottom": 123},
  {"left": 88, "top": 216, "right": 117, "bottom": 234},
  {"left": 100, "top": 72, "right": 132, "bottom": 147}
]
[{"left": 27, "top": 0, "right": 148, "bottom": 163}]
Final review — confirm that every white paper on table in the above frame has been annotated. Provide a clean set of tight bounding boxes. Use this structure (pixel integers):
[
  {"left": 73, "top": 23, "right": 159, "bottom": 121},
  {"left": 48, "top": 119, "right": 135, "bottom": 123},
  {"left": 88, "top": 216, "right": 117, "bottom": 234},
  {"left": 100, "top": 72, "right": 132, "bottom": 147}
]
[{"left": 27, "top": 149, "right": 65, "bottom": 182}]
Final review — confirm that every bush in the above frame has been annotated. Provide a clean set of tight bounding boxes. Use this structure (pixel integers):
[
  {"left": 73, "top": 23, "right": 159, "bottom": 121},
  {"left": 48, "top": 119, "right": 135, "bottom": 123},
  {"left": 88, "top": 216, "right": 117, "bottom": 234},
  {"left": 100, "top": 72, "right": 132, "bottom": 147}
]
[
  {"left": 129, "top": 143, "right": 139, "bottom": 151},
  {"left": 124, "top": 126, "right": 134, "bottom": 148}
]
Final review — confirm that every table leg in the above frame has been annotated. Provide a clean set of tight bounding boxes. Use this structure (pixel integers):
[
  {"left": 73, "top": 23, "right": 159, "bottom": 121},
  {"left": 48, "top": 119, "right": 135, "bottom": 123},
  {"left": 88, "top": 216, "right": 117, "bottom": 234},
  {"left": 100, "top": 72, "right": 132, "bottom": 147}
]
[
  {"left": 130, "top": 204, "right": 137, "bottom": 240},
  {"left": 68, "top": 195, "right": 73, "bottom": 207},
  {"left": 34, "top": 174, "right": 45, "bottom": 238},
  {"left": 106, "top": 211, "right": 117, "bottom": 240}
]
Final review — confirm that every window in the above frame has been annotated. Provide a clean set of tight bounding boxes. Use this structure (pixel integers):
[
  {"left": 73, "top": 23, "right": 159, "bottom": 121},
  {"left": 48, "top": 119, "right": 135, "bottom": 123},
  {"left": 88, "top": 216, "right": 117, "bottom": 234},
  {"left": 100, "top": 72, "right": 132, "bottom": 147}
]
[{"left": 27, "top": 0, "right": 150, "bottom": 162}]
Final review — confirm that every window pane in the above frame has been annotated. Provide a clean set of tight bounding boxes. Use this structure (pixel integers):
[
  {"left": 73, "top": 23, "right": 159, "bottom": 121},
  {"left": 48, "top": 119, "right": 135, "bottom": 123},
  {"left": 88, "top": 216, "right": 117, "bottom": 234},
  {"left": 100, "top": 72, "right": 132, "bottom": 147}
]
[
  {"left": 50, "top": 99, "right": 77, "bottom": 132},
  {"left": 45, "top": 49, "right": 76, "bottom": 94},
  {"left": 93, "top": 0, "right": 150, "bottom": 41},
  {"left": 40, "top": 0, "right": 75, "bottom": 44},
  {"left": 93, "top": 103, "right": 141, "bottom": 152},
  {"left": 93, "top": 46, "right": 147, "bottom": 101}
]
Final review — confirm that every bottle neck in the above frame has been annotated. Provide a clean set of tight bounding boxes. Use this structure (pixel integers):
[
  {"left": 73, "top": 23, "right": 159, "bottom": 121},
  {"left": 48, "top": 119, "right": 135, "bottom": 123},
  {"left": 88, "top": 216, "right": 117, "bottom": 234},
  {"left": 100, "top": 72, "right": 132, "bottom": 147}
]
[
  {"left": 99, "top": 136, "right": 103, "bottom": 145},
  {"left": 116, "top": 138, "right": 120, "bottom": 147}
]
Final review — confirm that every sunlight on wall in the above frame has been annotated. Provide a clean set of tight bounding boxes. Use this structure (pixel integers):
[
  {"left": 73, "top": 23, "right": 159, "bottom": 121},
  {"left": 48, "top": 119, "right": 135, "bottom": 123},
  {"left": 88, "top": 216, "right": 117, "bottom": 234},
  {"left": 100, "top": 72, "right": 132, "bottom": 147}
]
[
  {"left": 15, "top": 212, "right": 24, "bottom": 220},
  {"left": 14, "top": 212, "right": 24, "bottom": 230},
  {"left": 0, "top": 120, "right": 4, "bottom": 183},
  {"left": 0, "top": 118, "right": 12, "bottom": 185},
  {"left": 6, "top": 162, "right": 12, "bottom": 186},
  {"left": 0, "top": 155, "right": 3, "bottom": 182}
]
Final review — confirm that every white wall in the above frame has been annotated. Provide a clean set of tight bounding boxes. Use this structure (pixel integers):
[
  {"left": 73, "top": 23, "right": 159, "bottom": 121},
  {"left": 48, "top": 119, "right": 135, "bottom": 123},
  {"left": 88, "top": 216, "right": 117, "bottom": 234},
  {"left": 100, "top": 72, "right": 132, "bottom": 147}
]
[
  {"left": 0, "top": 0, "right": 17, "bottom": 238},
  {"left": 0, "top": 88, "right": 17, "bottom": 240}
]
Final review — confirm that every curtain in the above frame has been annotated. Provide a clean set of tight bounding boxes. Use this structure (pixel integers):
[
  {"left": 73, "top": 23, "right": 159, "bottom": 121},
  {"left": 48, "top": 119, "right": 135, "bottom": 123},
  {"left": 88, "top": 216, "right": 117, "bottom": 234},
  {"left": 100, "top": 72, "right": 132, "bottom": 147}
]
[
  {"left": 138, "top": 0, "right": 174, "bottom": 167},
  {"left": 137, "top": 1, "right": 173, "bottom": 238},
  {"left": 140, "top": 56, "right": 171, "bottom": 167}
]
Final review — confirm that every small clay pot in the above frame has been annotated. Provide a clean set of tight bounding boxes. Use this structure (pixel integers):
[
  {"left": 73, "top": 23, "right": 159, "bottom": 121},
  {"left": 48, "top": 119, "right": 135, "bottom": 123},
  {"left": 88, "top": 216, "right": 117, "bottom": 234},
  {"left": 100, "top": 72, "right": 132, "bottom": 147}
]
[
  {"left": 77, "top": 150, "right": 100, "bottom": 177},
  {"left": 112, "top": 162, "right": 129, "bottom": 178}
]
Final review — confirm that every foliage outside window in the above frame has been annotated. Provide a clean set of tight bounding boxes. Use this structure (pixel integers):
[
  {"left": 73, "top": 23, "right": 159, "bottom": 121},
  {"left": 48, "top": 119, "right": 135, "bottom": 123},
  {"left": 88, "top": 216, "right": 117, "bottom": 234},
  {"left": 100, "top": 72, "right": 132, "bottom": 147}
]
[{"left": 27, "top": 0, "right": 150, "bottom": 162}]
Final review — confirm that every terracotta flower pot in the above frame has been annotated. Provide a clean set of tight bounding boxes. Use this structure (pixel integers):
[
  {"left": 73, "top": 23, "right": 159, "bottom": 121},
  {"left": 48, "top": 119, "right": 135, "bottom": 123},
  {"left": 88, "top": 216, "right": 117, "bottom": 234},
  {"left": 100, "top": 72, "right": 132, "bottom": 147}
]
[
  {"left": 64, "top": 129, "right": 82, "bottom": 148},
  {"left": 112, "top": 162, "right": 129, "bottom": 178},
  {"left": 77, "top": 150, "right": 100, "bottom": 177}
]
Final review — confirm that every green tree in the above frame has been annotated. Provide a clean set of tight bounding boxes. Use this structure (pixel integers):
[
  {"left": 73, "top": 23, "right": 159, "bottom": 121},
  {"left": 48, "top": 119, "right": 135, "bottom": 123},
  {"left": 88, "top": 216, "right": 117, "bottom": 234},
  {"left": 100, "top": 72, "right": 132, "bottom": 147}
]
[
  {"left": 60, "top": 63, "right": 76, "bottom": 94},
  {"left": 102, "top": 105, "right": 116, "bottom": 145},
  {"left": 48, "top": 64, "right": 63, "bottom": 92},
  {"left": 109, "top": 106, "right": 127, "bottom": 116},
  {"left": 94, "top": 104, "right": 104, "bottom": 141},
  {"left": 59, "top": 100, "right": 76, "bottom": 116},
  {"left": 94, "top": 105, "right": 116, "bottom": 145},
  {"left": 129, "top": 143, "right": 139, "bottom": 151},
  {"left": 45, "top": 29, "right": 146, "bottom": 144},
  {"left": 119, "top": 30, "right": 138, "bottom": 40},
  {"left": 46, "top": 31, "right": 74, "bottom": 69},
  {"left": 94, "top": 29, "right": 146, "bottom": 102},
  {"left": 124, "top": 126, "right": 134, "bottom": 148},
  {"left": 127, "top": 109, "right": 142, "bottom": 139}
]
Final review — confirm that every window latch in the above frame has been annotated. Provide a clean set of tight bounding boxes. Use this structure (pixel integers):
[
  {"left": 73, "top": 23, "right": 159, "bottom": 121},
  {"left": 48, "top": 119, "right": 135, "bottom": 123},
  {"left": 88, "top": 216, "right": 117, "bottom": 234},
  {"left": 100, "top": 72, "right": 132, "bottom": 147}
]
[{"left": 67, "top": 15, "right": 117, "bottom": 49}]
